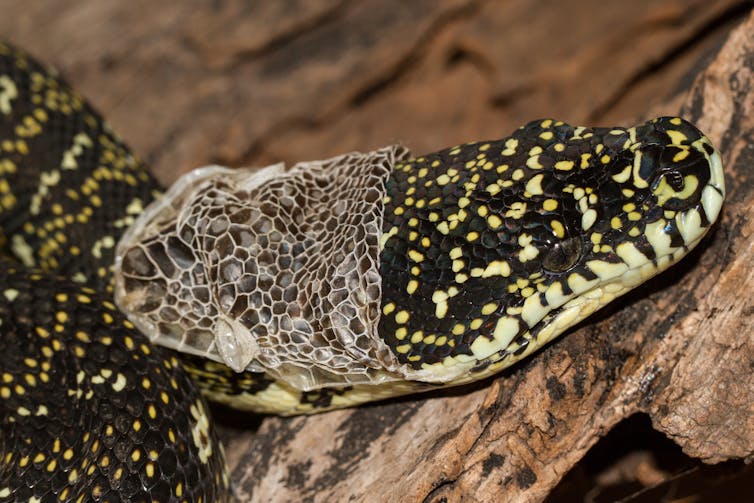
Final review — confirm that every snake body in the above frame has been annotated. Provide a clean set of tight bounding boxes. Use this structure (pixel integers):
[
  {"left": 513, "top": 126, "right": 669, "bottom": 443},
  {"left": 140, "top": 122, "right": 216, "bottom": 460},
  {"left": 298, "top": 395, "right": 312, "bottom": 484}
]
[{"left": 0, "top": 43, "right": 724, "bottom": 499}]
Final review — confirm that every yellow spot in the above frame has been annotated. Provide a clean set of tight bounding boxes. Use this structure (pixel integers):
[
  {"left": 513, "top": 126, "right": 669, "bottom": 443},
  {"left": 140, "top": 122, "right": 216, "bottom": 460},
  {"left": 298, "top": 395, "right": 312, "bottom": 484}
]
[
  {"left": 408, "top": 249, "right": 424, "bottom": 263},
  {"left": 481, "top": 260, "right": 511, "bottom": 278},
  {"left": 581, "top": 209, "right": 597, "bottom": 230},
  {"left": 406, "top": 280, "right": 419, "bottom": 294},
  {"left": 555, "top": 160, "right": 574, "bottom": 171},
  {"left": 543, "top": 199, "right": 558, "bottom": 211},
  {"left": 551, "top": 220, "right": 565, "bottom": 238},
  {"left": 502, "top": 138, "right": 518, "bottom": 156},
  {"left": 486, "top": 214, "right": 503, "bottom": 229},
  {"left": 666, "top": 129, "right": 687, "bottom": 145},
  {"left": 505, "top": 201, "right": 527, "bottom": 219},
  {"left": 526, "top": 155, "right": 543, "bottom": 170},
  {"left": 435, "top": 301, "right": 448, "bottom": 319},
  {"left": 673, "top": 148, "right": 689, "bottom": 162},
  {"left": 112, "top": 373, "right": 127, "bottom": 392},
  {"left": 395, "top": 311, "right": 410, "bottom": 324},
  {"left": 519, "top": 244, "right": 539, "bottom": 262},
  {"left": 452, "top": 259, "right": 465, "bottom": 272},
  {"left": 75, "top": 331, "right": 91, "bottom": 343},
  {"left": 525, "top": 174, "right": 544, "bottom": 195}
]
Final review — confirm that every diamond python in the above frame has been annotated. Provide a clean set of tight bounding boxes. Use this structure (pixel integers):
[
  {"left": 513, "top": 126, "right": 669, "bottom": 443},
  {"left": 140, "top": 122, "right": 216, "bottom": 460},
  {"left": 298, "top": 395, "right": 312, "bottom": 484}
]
[{"left": 0, "top": 42, "right": 724, "bottom": 500}]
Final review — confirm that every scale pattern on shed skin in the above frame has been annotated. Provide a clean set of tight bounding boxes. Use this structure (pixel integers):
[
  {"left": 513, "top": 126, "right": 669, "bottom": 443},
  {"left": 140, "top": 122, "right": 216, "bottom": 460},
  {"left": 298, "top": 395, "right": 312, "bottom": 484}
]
[{"left": 0, "top": 42, "right": 230, "bottom": 501}]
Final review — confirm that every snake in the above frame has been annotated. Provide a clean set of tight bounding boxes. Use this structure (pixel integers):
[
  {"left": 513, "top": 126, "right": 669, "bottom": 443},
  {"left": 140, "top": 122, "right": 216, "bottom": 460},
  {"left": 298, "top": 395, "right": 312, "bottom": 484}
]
[{"left": 0, "top": 42, "right": 724, "bottom": 501}]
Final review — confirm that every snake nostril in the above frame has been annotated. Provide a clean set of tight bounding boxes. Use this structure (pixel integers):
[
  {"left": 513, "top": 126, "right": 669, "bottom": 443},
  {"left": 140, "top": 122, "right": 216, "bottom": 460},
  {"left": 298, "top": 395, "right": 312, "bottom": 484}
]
[{"left": 662, "top": 169, "right": 685, "bottom": 191}]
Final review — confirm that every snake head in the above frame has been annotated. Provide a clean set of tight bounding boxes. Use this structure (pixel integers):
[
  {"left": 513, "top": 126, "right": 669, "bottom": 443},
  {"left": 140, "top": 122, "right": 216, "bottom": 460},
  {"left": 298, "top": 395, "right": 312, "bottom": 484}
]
[{"left": 379, "top": 117, "right": 725, "bottom": 384}]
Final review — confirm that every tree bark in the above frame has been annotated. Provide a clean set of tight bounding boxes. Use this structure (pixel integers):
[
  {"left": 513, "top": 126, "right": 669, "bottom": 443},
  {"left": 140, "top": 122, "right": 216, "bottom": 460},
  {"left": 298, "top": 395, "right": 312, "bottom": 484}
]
[{"left": 1, "top": 1, "right": 752, "bottom": 501}]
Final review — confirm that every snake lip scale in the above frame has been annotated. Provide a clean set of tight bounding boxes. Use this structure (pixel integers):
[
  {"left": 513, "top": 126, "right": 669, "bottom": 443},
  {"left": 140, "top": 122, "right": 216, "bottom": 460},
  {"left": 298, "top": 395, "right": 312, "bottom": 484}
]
[{"left": 0, "top": 40, "right": 725, "bottom": 500}]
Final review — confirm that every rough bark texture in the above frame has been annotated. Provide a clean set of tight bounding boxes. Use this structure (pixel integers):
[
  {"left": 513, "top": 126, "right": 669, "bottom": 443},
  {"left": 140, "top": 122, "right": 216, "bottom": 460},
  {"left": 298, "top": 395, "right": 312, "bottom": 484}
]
[{"left": 2, "top": 1, "right": 753, "bottom": 501}]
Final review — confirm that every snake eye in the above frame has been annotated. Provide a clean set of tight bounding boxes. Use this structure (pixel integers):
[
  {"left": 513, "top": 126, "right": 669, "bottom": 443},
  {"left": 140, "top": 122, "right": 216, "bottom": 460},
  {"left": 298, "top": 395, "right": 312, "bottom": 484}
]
[{"left": 542, "top": 237, "right": 582, "bottom": 273}]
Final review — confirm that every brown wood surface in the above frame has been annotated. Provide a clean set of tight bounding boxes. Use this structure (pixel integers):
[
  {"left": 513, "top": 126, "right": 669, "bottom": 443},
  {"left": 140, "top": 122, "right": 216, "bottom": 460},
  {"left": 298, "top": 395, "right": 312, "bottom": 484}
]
[{"left": 2, "top": 1, "right": 753, "bottom": 501}]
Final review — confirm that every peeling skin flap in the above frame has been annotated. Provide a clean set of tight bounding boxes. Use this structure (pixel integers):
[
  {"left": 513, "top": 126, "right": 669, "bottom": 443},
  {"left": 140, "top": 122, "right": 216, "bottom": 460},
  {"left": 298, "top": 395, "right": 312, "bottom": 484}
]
[{"left": 114, "top": 146, "right": 411, "bottom": 391}]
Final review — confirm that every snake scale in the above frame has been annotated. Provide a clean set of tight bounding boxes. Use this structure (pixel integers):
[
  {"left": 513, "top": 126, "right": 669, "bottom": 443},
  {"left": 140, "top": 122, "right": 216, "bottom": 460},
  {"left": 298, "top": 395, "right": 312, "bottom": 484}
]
[{"left": 0, "top": 42, "right": 724, "bottom": 501}]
